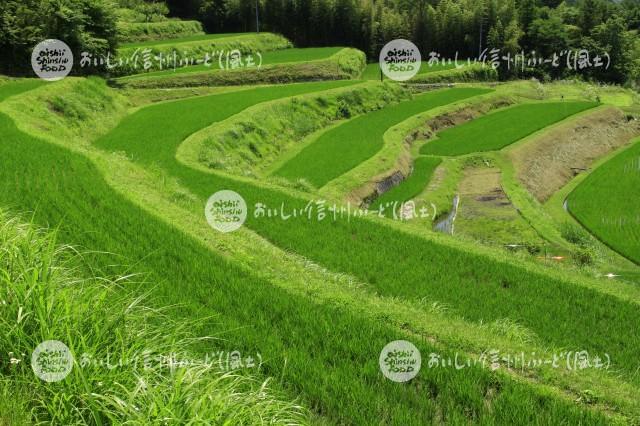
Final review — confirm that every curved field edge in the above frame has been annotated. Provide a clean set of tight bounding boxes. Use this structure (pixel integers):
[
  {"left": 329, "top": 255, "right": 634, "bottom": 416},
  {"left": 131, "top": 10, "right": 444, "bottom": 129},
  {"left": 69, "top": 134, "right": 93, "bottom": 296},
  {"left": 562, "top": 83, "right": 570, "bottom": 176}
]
[
  {"left": 0, "top": 81, "right": 622, "bottom": 424},
  {"left": 567, "top": 138, "right": 640, "bottom": 265},
  {"left": 117, "top": 47, "right": 346, "bottom": 81},
  {"left": 177, "top": 81, "right": 410, "bottom": 179},
  {"left": 273, "top": 87, "right": 493, "bottom": 188},
  {"left": 114, "top": 48, "right": 366, "bottom": 88},
  {"left": 320, "top": 86, "right": 504, "bottom": 204}
]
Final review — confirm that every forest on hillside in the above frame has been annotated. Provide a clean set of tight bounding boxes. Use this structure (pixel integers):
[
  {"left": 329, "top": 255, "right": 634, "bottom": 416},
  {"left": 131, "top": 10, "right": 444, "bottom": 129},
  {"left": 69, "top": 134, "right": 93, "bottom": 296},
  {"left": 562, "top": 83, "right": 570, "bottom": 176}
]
[{"left": 1, "top": 0, "right": 639, "bottom": 84}]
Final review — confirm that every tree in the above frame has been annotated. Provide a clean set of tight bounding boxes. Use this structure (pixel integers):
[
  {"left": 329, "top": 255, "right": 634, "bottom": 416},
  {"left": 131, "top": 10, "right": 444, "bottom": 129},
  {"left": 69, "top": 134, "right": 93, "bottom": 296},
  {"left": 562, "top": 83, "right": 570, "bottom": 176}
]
[
  {"left": 0, "top": 0, "right": 117, "bottom": 75},
  {"left": 585, "top": 16, "right": 634, "bottom": 83},
  {"left": 199, "top": 0, "right": 228, "bottom": 32}
]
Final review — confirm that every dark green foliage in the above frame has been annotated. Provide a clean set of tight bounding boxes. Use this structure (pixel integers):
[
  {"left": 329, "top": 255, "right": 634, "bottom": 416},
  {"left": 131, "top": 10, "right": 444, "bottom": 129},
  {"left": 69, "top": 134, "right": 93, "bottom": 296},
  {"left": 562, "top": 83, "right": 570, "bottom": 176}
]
[{"left": 0, "top": 0, "right": 118, "bottom": 75}]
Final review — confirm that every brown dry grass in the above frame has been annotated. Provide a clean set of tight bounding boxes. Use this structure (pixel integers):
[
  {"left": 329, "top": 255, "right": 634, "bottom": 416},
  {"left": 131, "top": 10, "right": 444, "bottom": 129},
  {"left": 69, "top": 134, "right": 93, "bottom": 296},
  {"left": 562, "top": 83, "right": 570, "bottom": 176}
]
[{"left": 508, "top": 107, "right": 640, "bottom": 202}]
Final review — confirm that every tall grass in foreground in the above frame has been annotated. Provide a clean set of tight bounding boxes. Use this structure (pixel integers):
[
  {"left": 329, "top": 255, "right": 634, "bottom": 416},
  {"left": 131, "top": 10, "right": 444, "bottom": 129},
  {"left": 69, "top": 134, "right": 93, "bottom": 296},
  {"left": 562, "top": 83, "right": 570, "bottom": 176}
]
[{"left": 0, "top": 211, "right": 307, "bottom": 425}]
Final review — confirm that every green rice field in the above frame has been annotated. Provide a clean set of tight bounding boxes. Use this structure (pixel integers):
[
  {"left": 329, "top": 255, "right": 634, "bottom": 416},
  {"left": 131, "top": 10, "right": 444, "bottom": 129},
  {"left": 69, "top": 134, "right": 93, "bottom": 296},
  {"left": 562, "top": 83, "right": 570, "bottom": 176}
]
[
  {"left": 568, "top": 139, "right": 640, "bottom": 264},
  {"left": 118, "top": 47, "right": 345, "bottom": 80},
  {"left": 420, "top": 102, "right": 599, "bottom": 156}
]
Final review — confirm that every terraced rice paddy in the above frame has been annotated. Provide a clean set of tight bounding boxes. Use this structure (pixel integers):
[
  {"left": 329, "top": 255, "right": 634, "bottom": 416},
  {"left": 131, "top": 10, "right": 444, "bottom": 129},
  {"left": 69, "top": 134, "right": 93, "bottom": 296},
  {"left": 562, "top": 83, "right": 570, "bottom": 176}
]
[
  {"left": 274, "top": 88, "right": 492, "bottom": 187},
  {"left": 81, "top": 81, "right": 640, "bottom": 393},
  {"left": 420, "top": 102, "right": 598, "bottom": 156},
  {"left": 0, "top": 80, "right": 618, "bottom": 425},
  {"left": 118, "top": 47, "right": 345, "bottom": 80},
  {"left": 568, "top": 140, "right": 640, "bottom": 264}
]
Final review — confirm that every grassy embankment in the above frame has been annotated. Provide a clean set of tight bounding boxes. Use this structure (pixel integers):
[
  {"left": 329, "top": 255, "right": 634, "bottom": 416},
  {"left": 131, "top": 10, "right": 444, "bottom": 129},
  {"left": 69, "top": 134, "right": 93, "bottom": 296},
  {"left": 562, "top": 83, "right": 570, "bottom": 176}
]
[
  {"left": 179, "top": 81, "right": 410, "bottom": 180},
  {"left": 116, "top": 20, "right": 206, "bottom": 43},
  {"left": 112, "top": 32, "right": 292, "bottom": 77},
  {"left": 115, "top": 47, "right": 366, "bottom": 88}
]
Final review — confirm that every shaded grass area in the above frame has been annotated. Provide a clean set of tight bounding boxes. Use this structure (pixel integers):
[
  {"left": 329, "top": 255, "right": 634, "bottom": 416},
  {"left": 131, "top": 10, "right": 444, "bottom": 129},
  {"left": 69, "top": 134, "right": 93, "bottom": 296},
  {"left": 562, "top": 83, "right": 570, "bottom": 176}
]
[
  {"left": 568, "top": 140, "right": 640, "bottom": 264},
  {"left": 118, "top": 47, "right": 344, "bottom": 80},
  {"left": 274, "top": 88, "right": 492, "bottom": 188},
  {"left": 421, "top": 102, "right": 599, "bottom": 156},
  {"left": 0, "top": 107, "right": 611, "bottom": 424},
  {"left": 92, "top": 83, "right": 640, "bottom": 387},
  {"left": 370, "top": 156, "right": 442, "bottom": 213},
  {"left": 361, "top": 62, "right": 457, "bottom": 80}
]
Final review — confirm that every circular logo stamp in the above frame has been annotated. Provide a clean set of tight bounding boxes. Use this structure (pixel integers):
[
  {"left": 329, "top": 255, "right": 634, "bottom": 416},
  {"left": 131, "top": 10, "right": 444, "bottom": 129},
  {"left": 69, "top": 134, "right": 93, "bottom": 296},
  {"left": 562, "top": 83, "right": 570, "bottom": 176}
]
[
  {"left": 31, "top": 39, "right": 74, "bottom": 81},
  {"left": 31, "top": 340, "right": 74, "bottom": 382},
  {"left": 379, "top": 39, "right": 421, "bottom": 81},
  {"left": 205, "top": 190, "right": 247, "bottom": 233},
  {"left": 379, "top": 340, "right": 421, "bottom": 382}
]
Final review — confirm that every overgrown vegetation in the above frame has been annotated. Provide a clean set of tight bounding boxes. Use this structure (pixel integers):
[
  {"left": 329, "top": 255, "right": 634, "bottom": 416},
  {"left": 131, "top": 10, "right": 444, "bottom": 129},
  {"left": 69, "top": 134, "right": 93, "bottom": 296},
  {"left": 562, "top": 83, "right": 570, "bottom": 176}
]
[{"left": 117, "top": 19, "right": 204, "bottom": 43}]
